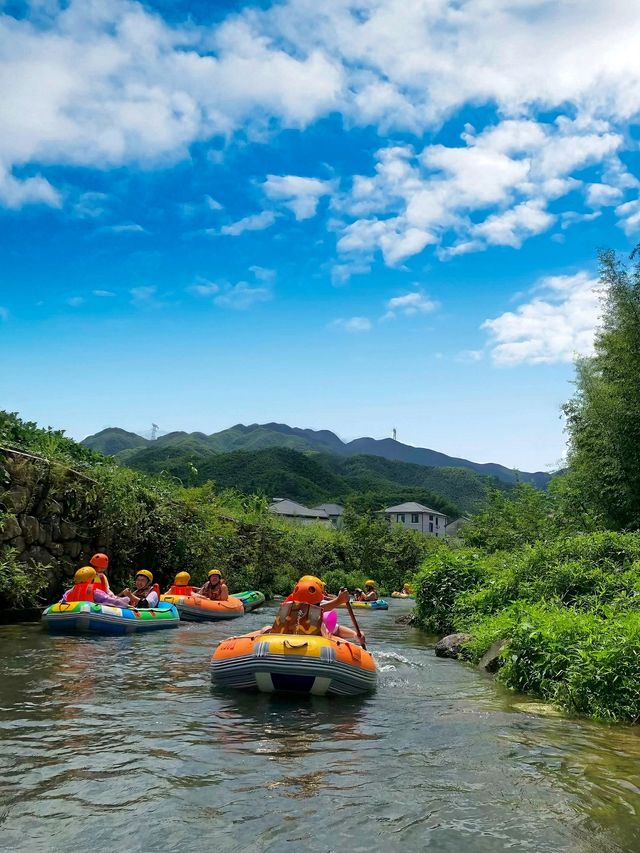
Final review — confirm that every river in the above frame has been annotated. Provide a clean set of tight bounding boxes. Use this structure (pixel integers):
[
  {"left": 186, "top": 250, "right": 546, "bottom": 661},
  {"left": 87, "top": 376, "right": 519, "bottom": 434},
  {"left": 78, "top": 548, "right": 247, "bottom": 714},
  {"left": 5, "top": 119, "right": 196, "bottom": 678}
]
[{"left": 0, "top": 602, "right": 639, "bottom": 852}]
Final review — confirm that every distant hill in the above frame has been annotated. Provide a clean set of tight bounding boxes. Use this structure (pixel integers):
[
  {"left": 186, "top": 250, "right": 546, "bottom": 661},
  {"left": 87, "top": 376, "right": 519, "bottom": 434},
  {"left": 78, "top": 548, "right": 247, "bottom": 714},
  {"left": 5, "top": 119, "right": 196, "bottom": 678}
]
[
  {"left": 83, "top": 422, "right": 551, "bottom": 487},
  {"left": 100, "top": 442, "right": 516, "bottom": 516}
]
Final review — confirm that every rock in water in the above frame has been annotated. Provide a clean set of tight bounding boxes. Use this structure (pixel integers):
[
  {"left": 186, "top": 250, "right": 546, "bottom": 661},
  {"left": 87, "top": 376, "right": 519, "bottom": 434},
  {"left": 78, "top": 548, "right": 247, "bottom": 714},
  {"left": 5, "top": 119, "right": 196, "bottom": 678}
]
[
  {"left": 395, "top": 612, "right": 415, "bottom": 625},
  {"left": 434, "top": 633, "right": 472, "bottom": 659}
]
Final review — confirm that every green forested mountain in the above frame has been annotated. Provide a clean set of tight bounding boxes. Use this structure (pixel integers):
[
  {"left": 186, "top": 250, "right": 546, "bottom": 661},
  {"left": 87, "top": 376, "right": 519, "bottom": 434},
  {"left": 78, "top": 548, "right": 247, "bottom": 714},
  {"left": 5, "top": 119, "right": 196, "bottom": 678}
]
[
  {"left": 116, "top": 443, "right": 510, "bottom": 516},
  {"left": 83, "top": 421, "right": 551, "bottom": 487}
]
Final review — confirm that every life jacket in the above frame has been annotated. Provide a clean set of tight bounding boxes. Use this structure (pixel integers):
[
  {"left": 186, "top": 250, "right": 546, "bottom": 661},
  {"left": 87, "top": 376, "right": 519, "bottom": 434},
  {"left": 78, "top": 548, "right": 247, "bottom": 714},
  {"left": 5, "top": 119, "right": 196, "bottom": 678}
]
[
  {"left": 134, "top": 583, "right": 160, "bottom": 608},
  {"left": 65, "top": 582, "right": 97, "bottom": 602},
  {"left": 168, "top": 584, "right": 195, "bottom": 596},
  {"left": 271, "top": 601, "right": 323, "bottom": 636},
  {"left": 94, "top": 573, "right": 109, "bottom": 592},
  {"left": 201, "top": 581, "right": 224, "bottom": 601}
]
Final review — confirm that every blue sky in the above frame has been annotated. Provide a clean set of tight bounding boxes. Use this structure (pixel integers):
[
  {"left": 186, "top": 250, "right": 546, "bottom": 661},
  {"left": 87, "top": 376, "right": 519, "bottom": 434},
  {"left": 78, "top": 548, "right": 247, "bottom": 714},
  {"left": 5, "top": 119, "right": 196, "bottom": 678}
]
[{"left": 1, "top": 0, "right": 639, "bottom": 471}]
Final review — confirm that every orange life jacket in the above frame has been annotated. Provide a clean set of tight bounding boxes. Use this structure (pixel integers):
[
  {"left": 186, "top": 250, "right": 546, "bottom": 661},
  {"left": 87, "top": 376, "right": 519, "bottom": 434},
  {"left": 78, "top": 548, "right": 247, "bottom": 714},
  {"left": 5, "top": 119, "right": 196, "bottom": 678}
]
[
  {"left": 201, "top": 581, "right": 224, "bottom": 601},
  {"left": 271, "top": 602, "right": 323, "bottom": 636},
  {"left": 168, "top": 584, "right": 195, "bottom": 596},
  {"left": 94, "top": 574, "right": 109, "bottom": 592},
  {"left": 65, "top": 582, "right": 97, "bottom": 602}
]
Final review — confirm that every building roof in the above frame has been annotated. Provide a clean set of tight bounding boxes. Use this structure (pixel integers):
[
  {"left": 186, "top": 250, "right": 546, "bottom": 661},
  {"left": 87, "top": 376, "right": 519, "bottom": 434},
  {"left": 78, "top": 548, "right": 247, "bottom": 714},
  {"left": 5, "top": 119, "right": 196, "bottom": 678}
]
[
  {"left": 381, "top": 501, "right": 447, "bottom": 515},
  {"left": 268, "top": 499, "right": 329, "bottom": 519},
  {"left": 311, "top": 503, "right": 344, "bottom": 516}
]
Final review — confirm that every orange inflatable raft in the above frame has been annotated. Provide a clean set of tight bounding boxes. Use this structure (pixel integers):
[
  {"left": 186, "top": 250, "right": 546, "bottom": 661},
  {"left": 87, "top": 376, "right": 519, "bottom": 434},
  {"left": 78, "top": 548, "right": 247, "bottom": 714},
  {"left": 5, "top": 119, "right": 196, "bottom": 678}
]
[
  {"left": 211, "top": 632, "right": 377, "bottom": 696},
  {"left": 160, "top": 593, "right": 244, "bottom": 622}
]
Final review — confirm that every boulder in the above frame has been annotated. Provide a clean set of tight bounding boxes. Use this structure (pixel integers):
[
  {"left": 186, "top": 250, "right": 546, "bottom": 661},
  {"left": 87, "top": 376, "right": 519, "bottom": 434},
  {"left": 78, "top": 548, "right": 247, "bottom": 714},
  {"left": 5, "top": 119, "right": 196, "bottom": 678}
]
[
  {"left": 478, "top": 639, "right": 508, "bottom": 674},
  {"left": 64, "top": 541, "right": 82, "bottom": 559},
  {"left": 3, "top": 485, "right": 30, "bottom": 514},
  {"left": 59, "top": 521, "right": 77, "bottom": 540},
  {"left": 434, "top": 632, "right": 472, "bottom": 659},
  {"left": 49, "top": 543, "right": 65, "bottom": 558},
  {"left": 9, "top": 536, "right": 26, "bottom": 555},
  {"left": 395, "top": 612, "right": 415, "bottom": 625},
  {"left": 45, "top": 499, "right": 63, "bottom": 516},
  {"left": 0, "top": 514, "right": 22, "bottom": 541},
  {"left": 26, "top": 546, "right": 54, "bottom": 566},
  {"left": 19, "top": 515, "right": 40, "bottom": 546}
]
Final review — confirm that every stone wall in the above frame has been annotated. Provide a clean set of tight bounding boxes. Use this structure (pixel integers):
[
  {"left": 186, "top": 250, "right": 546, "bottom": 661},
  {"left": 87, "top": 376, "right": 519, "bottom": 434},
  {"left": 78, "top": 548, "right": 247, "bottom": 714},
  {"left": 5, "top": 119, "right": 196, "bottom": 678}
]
[{"left": 0, "top": 447, "right": 105, "bottom": 597}]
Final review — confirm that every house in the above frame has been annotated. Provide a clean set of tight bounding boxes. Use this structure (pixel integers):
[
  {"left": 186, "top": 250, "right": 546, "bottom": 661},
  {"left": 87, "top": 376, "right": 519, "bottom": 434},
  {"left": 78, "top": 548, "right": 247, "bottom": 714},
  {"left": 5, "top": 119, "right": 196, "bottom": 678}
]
[
  {"left": 268, "top": 498, "right": 331, "bottom": 526},
  {"left": 379, "top": 501, "right": 447, "bottom": 537},
  {"left": 310, "top": 503, "right": 345, "bottom": 529}
]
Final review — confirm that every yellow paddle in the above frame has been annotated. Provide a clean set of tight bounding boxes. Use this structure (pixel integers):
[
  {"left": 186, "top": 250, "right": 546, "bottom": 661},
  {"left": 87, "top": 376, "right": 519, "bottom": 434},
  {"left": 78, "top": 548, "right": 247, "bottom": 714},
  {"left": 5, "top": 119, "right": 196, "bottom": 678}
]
[{"left": 344, "top": 593, "right": 367, "bottom": 650}]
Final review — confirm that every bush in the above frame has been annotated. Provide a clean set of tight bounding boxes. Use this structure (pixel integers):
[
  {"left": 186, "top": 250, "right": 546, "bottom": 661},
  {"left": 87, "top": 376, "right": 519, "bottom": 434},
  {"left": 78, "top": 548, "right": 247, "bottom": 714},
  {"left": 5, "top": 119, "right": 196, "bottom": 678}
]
[
  {"left": 414, "top": 548, "right": 488, "bottom": 633},
  {"left": 0, "top": 547, "right": 51, "bottom": 608}
]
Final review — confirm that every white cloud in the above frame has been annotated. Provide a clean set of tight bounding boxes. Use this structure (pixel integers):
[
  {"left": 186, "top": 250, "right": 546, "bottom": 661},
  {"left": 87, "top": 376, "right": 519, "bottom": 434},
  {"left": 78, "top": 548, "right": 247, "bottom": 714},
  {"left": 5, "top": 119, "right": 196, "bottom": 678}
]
[
  {"left": 586, "top": 183, "right": 623, "bottom": 207},
  {"left": 249, "top": 265, "right": 276, "bottom": 282},
  {"left": 263, "top": 174, "right": 334, "bottom": 219},
  {"left": 456, "top": 350, "right": 484, "bottom": 363},
  {"left": 219, "top": 210, "right": 276, "bottom": 236},
  {"left": 337, "top": 118, "right": 622, "bottom": 268},
  {"left": 189, "top": 279, "right": 220, "bottom": 297},
  {"left": 483, "top": 272, "right": 603, "bottom": 366},
  {"left": 67, "top": 296, "right": 85, "bottom": 307},
  {"left": 97, "top": 222, "right": 147, "bottom": 235},
  {"left": 93, "top": 289, "right": 115, "bottom": 297},
  {"left": 130, "top": 285, "right": 158, "bottom": 305},
  {"left": 332, "top": 316, "right": 372, "bottom": 333},
  {"left": 615, "top": 199, "right": 640, "bottom": 236},
  {"left": 214, "top": 282, "right": 272, "bottom": 309},
  {"left": 384, "top": 291, "right": 438, "bottom": 319}
]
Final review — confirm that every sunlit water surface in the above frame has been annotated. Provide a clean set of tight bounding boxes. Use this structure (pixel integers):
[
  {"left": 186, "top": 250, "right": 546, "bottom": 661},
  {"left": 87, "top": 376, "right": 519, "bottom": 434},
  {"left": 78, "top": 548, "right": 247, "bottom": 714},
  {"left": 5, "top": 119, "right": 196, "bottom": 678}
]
[{"left": 0, "top": 603, "right": 639, "bottom": 852}]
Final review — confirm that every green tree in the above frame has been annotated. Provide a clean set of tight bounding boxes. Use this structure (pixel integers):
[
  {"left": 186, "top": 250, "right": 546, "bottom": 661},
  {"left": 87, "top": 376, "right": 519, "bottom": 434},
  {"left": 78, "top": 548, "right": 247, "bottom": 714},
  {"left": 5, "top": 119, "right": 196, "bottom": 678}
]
[{"left": 563, "top": 248, "right": 640, "bottom": 530}]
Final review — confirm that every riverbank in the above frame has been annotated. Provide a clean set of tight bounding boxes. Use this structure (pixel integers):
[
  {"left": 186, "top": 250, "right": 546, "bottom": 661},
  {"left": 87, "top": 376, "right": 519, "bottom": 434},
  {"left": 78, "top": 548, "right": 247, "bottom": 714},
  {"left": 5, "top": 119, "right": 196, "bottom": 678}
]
[{"left": 414, "top": 531, "right": 640, "bottom": 724}]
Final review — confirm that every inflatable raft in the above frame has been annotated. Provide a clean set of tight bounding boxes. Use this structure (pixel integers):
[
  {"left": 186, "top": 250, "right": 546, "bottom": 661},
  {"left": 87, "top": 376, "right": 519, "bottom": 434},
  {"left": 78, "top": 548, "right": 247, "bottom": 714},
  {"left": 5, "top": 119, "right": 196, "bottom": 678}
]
[
  {"left": 339, "top": 599, "right": 389, "bottom": 610},
  {"left": 391, "top": 592, "right": 414, "bottom": 599},
  {"left": 211, "top": 632, "right": 377, "bottom": 696},
  {"left": 233, "top": 590, "right": 266, "bottom": 612},
  {"left": 42, "top": 601, "right": 180, "bottom": 635},
  {"left": 160, "top": 593, "right": 244, "bottom": 622}
]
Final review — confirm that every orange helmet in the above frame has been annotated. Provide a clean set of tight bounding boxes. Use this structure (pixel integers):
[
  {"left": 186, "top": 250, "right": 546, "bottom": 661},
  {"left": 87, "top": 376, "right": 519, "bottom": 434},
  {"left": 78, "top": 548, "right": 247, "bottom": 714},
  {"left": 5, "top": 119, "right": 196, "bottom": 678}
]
[
  {"left": 291, "top": 577, "right": 324, "bottom": 606},
  {"left": 90, "top": 553, "right": 109, "bottom": 570}
]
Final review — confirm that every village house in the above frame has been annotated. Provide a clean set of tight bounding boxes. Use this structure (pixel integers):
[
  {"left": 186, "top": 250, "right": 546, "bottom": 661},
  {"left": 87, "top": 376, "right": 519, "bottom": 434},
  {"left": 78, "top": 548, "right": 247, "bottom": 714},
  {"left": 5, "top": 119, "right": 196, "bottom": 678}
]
[
  {"left": 379, "top": 501, "right": 448, "bottom": 537},
  {"left": 310, "top": 503, "right": 345, "bottom": 529},
  {"left": 268, "top": 498, "right": 332, "bottom": 526}
]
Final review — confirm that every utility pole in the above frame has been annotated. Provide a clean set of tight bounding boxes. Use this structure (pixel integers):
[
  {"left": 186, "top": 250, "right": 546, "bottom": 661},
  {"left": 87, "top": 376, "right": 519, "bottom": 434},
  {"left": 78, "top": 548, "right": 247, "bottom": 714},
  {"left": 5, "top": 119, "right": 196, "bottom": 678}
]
[
  {"left": 151, "top": 423, "right": 159, "bottom": 441},
  {"left": 392, "top": 427, "right": 397, "bottom": 441}
]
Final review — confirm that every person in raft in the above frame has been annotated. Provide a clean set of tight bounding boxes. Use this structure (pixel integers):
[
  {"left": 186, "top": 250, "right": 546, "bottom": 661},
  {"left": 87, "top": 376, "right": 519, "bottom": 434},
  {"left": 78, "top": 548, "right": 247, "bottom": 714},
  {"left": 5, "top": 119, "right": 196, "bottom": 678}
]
[
  {"left": 62, "top": 566, "right": 131, "bottom": 608},
  {"left": 195, "top": 569, "right": 229, "bottom": 601},
  {"left": 165, "top": 571, "right": 195, "bottom": 595},
  {"left": 118, "top": 570, "right": 160, "bottom": 609},
  {"left": 89, "top": 552, "right": 111, "bottom": 593},
  {"left": 268, "top": 576, "right": 364, "bottom": 645},
  {"left": 352, "top": 587, "right": 365, "bottom": 601},
  {"left": 362, "top": 580, "right": 378, "bottom": 602}
]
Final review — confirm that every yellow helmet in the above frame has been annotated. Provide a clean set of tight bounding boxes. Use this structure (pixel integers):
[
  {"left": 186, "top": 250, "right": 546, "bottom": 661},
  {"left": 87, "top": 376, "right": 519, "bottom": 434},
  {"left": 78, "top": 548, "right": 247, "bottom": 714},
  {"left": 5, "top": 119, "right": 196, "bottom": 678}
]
[
  {"left": 135, "top": 570, "right": 154, "bottom": 582},
  {"left": 74, "top": 566, "right": 96, "bottom": 584},
  {"left": 365, "top": 579, "right": 377, "bottom": 587},
  {"left": 299, "top": 574, "right": 325, "bottom": 590},
  {"left": 174, "top": 571, "right": 191, "bottom": 585},
  {"left": 208, "top": 569, "right": 222, "bottom": 578}
]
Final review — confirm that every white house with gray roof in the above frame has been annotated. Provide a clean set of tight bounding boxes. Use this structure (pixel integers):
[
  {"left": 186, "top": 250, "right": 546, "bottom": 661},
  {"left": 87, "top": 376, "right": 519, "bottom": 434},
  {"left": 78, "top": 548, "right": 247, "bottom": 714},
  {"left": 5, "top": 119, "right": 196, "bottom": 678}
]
[
  {"left": 268, "top": 499, "right": 331, "bottom": 526},
  {"left": 311, "top": 503, "right": 345, "bottom": 529},
  {"left": 379, "top": 501, "right": 447, "bottom": 537}
]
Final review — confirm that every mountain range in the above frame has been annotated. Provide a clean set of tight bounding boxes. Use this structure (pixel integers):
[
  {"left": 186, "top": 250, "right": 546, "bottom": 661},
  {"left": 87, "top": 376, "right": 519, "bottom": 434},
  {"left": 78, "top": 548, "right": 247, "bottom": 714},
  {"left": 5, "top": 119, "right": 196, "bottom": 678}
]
[
  {"left": 83, "top": 422, "right": 551, "bottom": 487},
  {"left": 82, "top": 423, "right": 552, "bottom": 516}
]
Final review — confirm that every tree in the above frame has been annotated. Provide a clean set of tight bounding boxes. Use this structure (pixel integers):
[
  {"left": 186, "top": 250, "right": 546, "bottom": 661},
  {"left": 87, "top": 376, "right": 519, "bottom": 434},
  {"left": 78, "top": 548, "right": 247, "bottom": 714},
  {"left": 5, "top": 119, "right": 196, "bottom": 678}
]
[{"left": 562, "top": 248, "right": 640, "bottom": 530}]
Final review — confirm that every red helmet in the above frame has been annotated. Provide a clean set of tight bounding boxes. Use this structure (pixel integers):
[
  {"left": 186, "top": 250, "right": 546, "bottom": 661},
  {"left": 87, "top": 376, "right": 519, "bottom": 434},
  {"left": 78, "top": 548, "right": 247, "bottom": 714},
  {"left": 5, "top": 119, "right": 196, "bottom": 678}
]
[
  {"left": 90, "top": 553, "right": 109, "bottom": 570},
  {"left": 291, "top": 578, "right": 324, "bottom": 606}
]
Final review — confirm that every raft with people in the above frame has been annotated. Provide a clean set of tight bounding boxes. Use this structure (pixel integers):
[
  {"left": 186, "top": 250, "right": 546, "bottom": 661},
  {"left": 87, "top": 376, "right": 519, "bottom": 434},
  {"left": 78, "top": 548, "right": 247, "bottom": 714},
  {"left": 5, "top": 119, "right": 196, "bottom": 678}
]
[
  {"left": 211, "top": 576, "right": 377, "bottom": 696},
  {"left": 160, "top": 570, "right": 245, "bottom": 622},
  {"left": 391, "top": 583, "right": 414, "bottom": 599},
  {"left": 336, "top": 580, "right": 389, "bottom": 610},
  {"left": 42, "top": 561, "right": 180, "bottom": 635}
]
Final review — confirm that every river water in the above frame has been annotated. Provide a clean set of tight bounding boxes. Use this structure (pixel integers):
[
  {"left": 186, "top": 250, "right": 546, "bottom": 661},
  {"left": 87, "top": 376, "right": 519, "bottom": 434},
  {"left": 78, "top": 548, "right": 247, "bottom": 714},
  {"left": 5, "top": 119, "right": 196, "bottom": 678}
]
[{"left": 0, "top": 602, "right": 639, "bottom": 852}]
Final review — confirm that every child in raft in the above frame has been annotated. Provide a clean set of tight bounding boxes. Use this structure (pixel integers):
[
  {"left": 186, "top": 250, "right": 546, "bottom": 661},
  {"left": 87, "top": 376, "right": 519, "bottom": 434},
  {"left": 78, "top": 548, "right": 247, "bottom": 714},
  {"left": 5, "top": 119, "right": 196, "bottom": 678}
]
[
  {"left": 89, "top": 552, "right": 111, "bottom": 593},
  {"left": 194, "top": 569, "right": 229, "bottom": 601},
  {"left": 256, "top": 576, "right": 365, "bottom": 646}
]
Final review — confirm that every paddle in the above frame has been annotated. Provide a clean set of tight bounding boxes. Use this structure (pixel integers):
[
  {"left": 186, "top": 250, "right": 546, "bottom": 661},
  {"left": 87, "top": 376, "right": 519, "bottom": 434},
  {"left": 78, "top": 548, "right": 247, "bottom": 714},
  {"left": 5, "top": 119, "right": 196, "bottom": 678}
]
[{"left": 343, "top": 593, "right": 367, "bottom": 650}]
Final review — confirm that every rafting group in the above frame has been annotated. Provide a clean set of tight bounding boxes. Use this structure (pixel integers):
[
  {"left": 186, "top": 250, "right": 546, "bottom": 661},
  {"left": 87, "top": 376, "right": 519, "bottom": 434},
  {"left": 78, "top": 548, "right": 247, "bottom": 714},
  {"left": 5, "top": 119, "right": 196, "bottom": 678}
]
[{"left": 40, "top": 555, "right": 414, "bottom": 696}]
